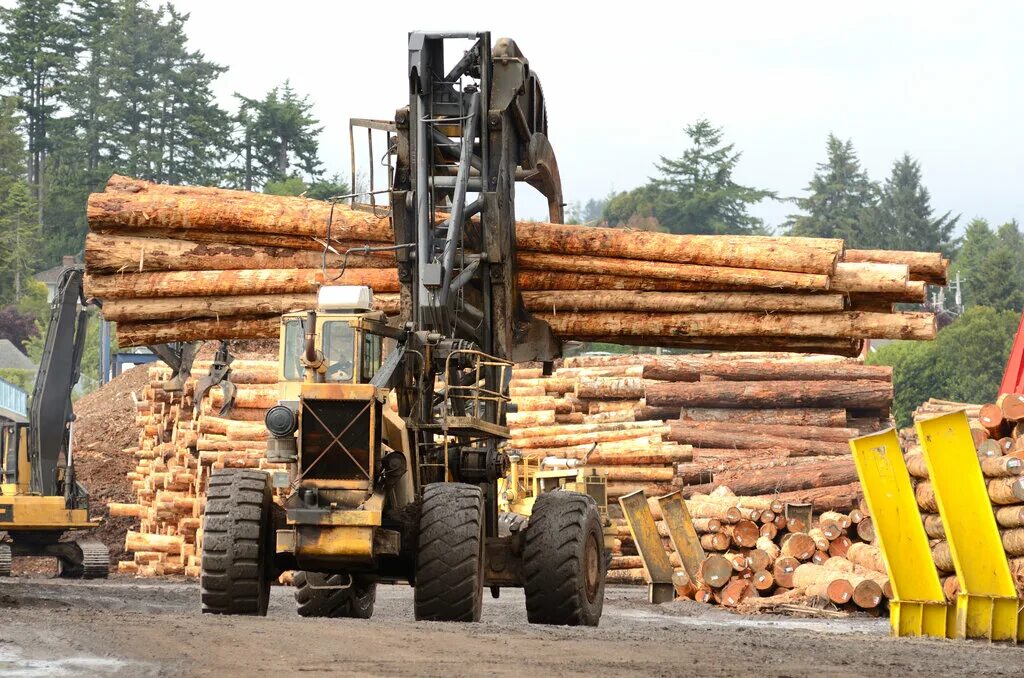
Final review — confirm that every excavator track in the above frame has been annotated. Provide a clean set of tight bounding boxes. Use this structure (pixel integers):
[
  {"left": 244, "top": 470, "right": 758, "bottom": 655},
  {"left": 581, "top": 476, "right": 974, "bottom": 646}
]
[
  {"left": 78, "top": 539, "right": 110, "bottom": 579},
  {"left": 0, "top": 543, "right": 11, "bottom": 577}
]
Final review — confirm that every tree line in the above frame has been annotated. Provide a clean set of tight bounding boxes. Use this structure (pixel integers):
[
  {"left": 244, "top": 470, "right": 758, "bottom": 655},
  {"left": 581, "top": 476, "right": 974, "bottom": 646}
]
[{"left": 0, "top": 0, "right": 335, "bottom": 309}]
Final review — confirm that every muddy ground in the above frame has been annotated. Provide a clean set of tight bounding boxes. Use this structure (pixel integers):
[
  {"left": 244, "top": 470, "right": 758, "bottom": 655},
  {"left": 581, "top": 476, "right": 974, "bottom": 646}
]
[{"left": 1, "top": 578, "right": 1021, "bottom": 677}]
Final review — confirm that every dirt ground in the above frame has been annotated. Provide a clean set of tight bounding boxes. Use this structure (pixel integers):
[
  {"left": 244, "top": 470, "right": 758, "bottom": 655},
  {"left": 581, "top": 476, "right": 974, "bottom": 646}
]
[{"left": 1, "top": 578, "right": 1022, "bottom": 677}]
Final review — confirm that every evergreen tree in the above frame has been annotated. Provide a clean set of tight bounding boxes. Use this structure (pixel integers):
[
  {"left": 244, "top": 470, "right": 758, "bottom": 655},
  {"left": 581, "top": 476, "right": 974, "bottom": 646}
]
[
  {"left": 785, "top": 134, "right": 878, "bottom": 246},
  {"left": 0, "top": 0, "right": 77, "bottom": 223},
  {"left": 951, "top": 218, "right": 1024, "bottom": 312},
  {"left": 234, "top": 81, "right": 322, "bottom": 188},
  {"left": 0, "top": 180, "right": 41, "bottom": 301},
  {"left": 874, "top": 154, "right": 959, "bottom": 255},
  {"left": 604, "top": 119, "right": 773, "bottom": 235}
]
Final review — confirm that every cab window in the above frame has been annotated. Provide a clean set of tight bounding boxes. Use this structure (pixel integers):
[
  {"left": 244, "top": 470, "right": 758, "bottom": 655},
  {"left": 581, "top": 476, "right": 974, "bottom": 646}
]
[
  {"left": 282, "top": 319, "right": 304, "bottom": 380},
  {"left": 322, "top": 321, "right": 356, "bottom": 382},
  {"left": 361, "top": 332, "right": 382, "bottom": 382}
]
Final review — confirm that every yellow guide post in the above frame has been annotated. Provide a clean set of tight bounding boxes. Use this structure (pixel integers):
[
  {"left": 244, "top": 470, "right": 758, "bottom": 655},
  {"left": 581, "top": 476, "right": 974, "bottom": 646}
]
[
  {"left": 849, "top": 428, "right": 951, "bottom": 638},
  {"left": 620, "top": 490, "right": 675, "bottom": 604},
  {"left": 656, "top": 491, "right": 705, "bottom": 586},
  {"left": 917, "top": 411, "right": 1023, "bottom": 642}
]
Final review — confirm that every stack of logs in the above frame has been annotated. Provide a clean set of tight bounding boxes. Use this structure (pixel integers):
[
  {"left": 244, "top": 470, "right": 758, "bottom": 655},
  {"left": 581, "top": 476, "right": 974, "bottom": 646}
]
[
  {"left": 912, "top": 393, "right": 1024, "bottom": 596},
  {"left": 611, "top": 487, "right": 891, "bottom": 611},
  {"left": 84, "top": 175, "right": 944, "bottom": 354},
  {"left": 109, "top": 360, "right": 280, "bottom": 576}
]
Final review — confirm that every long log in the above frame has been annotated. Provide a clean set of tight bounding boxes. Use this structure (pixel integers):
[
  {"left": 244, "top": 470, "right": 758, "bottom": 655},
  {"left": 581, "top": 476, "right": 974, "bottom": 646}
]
[
  {"left": 648, "top": 380, "right": 893, "bottom": 409},
  {"left": 85, "top": 268, "right": 400, "bottom": 299},
  {"left": 518, "top": 252, "right": 831, "bottom": 291},
  {"left": 538, "top": 311, "right": 935, "bottom": 341},
  {"left": 118, "top": 316, "right": 279, "bottom": 346},
  {"left": 677, "top": 407, "right": 848, "bottom": 428},
  {"left": 754, "top": 482, "right": 863, "bottom": 513},
  {"left": 830, "top": 262, "right": 909, "bottom": 294},
  {"left": 844, "top": 249, "right": 948, "bottom": 285},
  {"left": 644, "top": 360, "right": 891, "bottom": 383},
  {"left": 84, "top": 233, "right": 394, "bottom": 273},
  {"left": 667, "top": 426, "right": 850, "bottom": 456},
  {"left": 666, "top": 420, "right": 859, "bottom": 443},
  {"left": 683, "top": 460, "right": 859, "bottom": 497},
  {"left": 579, "top": 334, "right": 865, "bottom": 357},
  {"left": 102, "top": 294, "right": 319, "bottom": 322},
  {"left": 521, "top": 290, "right": 846, "bottom": 314}
]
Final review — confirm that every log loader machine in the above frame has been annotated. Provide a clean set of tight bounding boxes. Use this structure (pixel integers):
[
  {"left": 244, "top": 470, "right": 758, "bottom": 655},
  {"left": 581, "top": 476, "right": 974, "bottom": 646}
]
[
  {"left": 199, "top": 31, "right": 608, "bottom": 625},
  {"left": 0, "top": 267, "right": 109, "bottom": 577}
]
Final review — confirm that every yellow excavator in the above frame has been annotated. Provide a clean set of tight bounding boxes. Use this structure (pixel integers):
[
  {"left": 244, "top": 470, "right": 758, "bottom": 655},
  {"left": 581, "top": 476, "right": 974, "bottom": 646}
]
[{"left": 0, "top": 267, "right": 109, "bottom": 577}]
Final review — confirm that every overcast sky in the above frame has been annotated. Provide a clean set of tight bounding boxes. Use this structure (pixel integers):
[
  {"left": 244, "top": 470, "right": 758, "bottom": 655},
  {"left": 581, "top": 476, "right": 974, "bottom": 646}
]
[{"left": 170, "top": 0, "right": 1023, "bottom": 231}]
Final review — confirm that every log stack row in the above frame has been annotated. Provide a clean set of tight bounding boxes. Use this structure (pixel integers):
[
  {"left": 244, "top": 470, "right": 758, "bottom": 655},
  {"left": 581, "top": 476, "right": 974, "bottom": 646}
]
[
  {"left": 911, "top": 393, "right": 1024, "bottom": 597},
  {"left": 110, "top": 360, "right": 280, "bottom": 577},
  {"left": 504, "top": 352, "right": 892, "bottom": 575},
  {"left": 607, "top": 486, "right": 890, "bottom": 612},
  {"left": 84, "top": 175, "right": 944, "bottom": 353}
]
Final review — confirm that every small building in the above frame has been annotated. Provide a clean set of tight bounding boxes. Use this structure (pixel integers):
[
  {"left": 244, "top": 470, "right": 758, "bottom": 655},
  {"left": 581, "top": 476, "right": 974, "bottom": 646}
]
[
  {"left": 35, "top": 255, "right": 78, "bottom": 303},
  {"left": 0, "top": 339, "right": 35, "bottom": 372}
]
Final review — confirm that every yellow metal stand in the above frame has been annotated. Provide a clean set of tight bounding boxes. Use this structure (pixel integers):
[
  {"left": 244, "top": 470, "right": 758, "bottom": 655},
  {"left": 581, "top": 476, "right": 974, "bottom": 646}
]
[
  {"left": 850, "top": 428, "right": 953, "bottom": 638},
  {"left": 917, "top": 411, "right": 1024, "bottom": 642},
  {"left": 655, "top": 491, "right": 705, "bottom": 586},
  {"left": 620, "top": 490, "right": 674, "bottom": 603}
]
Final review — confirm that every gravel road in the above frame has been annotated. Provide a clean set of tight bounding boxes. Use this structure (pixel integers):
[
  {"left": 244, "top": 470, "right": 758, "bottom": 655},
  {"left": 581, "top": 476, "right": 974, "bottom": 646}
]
[{"left": 1, "top": 577, "right": 1022, "bottom": 677}]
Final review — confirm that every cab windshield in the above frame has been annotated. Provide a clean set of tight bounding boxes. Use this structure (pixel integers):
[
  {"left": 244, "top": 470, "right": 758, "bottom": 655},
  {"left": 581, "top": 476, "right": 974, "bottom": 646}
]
[{"left": 282, "top": 317, "right": 360, "bottom": 383}]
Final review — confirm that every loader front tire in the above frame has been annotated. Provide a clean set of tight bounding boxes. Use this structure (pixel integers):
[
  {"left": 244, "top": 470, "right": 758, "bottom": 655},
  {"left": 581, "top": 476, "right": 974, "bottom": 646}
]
[
  {"left": 414, "top": 483, "right": 484, "bottom": 622},
  {"left": 201, "top": 469, "right": 273, "bottom": 616},
  {"left": 523, "top": 491, "right": 606, "bottom": 626},
  {"left": 294, "top": 571, "right": 376, "bottom": 619}
]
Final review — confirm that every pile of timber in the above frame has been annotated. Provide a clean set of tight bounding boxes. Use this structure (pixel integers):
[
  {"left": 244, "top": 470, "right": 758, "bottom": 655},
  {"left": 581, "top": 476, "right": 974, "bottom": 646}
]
[
  {"left": 912, "top": 393, "right": 1024, "bottom": 597},
  {"left": 84, "top": 175, "right": 944, "bottom": 352},
  {"left": 109, "top": 360, "right": 279, "bottom": 577},
  {"left": 505, "top": 352, "right": 892, "bottom": 575},
  {"left": 609, "top": 487, "right": 889, "bottom": 612}
]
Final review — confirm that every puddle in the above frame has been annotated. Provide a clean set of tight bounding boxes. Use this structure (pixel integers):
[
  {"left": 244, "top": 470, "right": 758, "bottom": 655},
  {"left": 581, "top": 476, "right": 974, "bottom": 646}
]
[{"left": 0, "top": 646, "right": 133, "bottom": 677}]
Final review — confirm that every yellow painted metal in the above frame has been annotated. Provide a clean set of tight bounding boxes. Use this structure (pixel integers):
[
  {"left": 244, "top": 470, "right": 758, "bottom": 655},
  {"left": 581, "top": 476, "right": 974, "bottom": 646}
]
[
  {"left": 295, "top": 525, "right": 375, "bottom": 559},
  {"left": 0, "top": 493, "right": 96, "bottom": 530},
  {"left": 850, "top": 428, "right": 951, "bottom": 639},
  {"left": 655, "top": 491, "right": 704, "bottom": 585},
  {"left": 619, "top": 490, "right": 674, "bottom": 603},
  {"left": 917, "top": 411, "right": 1023, "bottom": 642}
]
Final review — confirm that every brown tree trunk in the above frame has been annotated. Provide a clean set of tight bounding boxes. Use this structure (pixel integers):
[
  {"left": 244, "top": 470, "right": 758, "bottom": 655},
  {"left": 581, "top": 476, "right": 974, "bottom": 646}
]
[
  {"left": 117, "top": 316, "right": 279, "bottom": 347},
  {"left": 843, "top": 249, "right": 948, "bottom": 285},
  {"left": 665, "top": 420, "right": 859, "bottom": 442},
  {"left": 644, "top": 359, "right": 891, "bottom": 383},
  {"left": 682, "top": 460, "right": 859, "bottom": 496},
  {"left": 677, "top": 407, "right": 848, "bottom": 427},
  {"left": 667, "top": 426, "right": 850, "bottom": 456}
]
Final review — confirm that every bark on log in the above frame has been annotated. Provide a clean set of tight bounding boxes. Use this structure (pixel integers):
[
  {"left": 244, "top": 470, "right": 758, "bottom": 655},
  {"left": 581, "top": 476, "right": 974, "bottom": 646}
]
[
  {"left": 830, "top": 262, "right": 909, "bottom": 294},
  {"left": 118, "top": 316, "right": 279, "bottom": 347},
  {"left": 843, "top": 249, "right": 948, "bottom": 285},
  {"left": 668, "top": 426, "right": 849, "bottom": 456},
  {"left": 85, "top": 268, "right": 400, "bottom": 299},
  {"left": 518, "top": 252, "right": 831, "bottom": 291},
  {"left": 538, "top": 311, "right": 936, "bottom": 341},
  {"left": 85, "top": 233, "right": 393, "bottom": 273},
  {"left": 644, "top": 360, "right": 891, "bottom": 383},
  {"left": 522, "top": 290, "right": 846, "bottom": 314},
  {"left": 574, "top": 376, "right": 646, "bottom": 400},
  {"left": 648, "top": 380, "right": 893, "bottom": 409},
  {"left": 667, "top": 420, "right": 859, "bottom": 443},
  {"left": 677, "top": 407, "right": 848, "bottom": 428},
  {"left": 754, "top": 482, "right": 863, "bottom": 513},
  {"left": 683, "top": 460, "right": 858, "bottom": 497},
  {"left": 578, "top": 335, "right": 865, "bottom": 357}
]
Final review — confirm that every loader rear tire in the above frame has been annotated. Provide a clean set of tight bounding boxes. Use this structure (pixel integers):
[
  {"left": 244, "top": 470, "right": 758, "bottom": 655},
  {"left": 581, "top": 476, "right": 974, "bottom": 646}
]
[
  {"left": 523, "top": 491, "right": 606, "bottom": 626},
  {"left": 414, "top": 483, "right": 484, "bottom": 622},
  {"left": 200, "top": 469, "right": 273, "bottom": 616},
  {"left": 294, "top": 571, "right": 376, "bottom": 619}
]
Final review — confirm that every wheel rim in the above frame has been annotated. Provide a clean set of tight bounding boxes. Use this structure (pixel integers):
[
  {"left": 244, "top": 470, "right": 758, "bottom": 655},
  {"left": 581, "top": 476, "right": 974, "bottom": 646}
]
[{"left": 583, "top": 532, "right": 600, "bottom": 604}]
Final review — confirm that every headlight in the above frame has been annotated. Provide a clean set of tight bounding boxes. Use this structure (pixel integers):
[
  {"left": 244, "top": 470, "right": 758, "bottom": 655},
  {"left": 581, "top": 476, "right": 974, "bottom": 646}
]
[{"left": 265, "top": 405, "right": 297, "bottom": 437}]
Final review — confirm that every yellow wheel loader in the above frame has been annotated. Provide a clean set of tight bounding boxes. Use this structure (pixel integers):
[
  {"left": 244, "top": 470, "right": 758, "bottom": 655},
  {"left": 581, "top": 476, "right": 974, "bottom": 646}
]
[{"left": 199, "top": 31, "right": 607, "bottom": 625}]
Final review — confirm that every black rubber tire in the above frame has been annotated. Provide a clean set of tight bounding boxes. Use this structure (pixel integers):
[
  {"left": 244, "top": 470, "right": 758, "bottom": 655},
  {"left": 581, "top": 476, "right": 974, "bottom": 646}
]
[
  {"left": 201, "top": 469, "right": 273, "bottom": 616},
  {"left": 523, "top": 491, "right": 606, "bottom": 626},
  {"left": 413, "top": 483, "right": 484, "bottom": 622},
  {"left": 293, "top": 571, "right": 376, "bottom": 619}
]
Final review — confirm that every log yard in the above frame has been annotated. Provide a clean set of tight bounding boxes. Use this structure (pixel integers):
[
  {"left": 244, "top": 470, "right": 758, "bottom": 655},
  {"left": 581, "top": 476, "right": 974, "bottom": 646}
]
[{"left": 2, "top": 8, "right": 1024, "bottom": 678}]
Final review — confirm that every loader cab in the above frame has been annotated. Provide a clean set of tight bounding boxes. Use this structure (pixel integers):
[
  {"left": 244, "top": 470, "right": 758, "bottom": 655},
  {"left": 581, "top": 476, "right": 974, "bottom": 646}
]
[{"left": 277, "top": 286, "right": 385, "bottom": 401}]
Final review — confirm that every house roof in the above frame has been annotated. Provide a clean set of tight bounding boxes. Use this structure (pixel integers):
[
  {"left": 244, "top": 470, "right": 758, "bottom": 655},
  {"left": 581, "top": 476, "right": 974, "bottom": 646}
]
[
  {"left": 34, "top": 256, "right": 79, "bottom": 285},
  {"left": 0, "top": 339, "right": 36, "bottom": 371}
]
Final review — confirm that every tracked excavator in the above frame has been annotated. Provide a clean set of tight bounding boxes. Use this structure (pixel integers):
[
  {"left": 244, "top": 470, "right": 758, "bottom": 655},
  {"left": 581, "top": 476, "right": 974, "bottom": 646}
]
[
  {"left": 200, "top": 31, "right": 609, "bottom": 625},
  {"left": 0, "top": 267, "right": 109, "bottom": 577}
]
